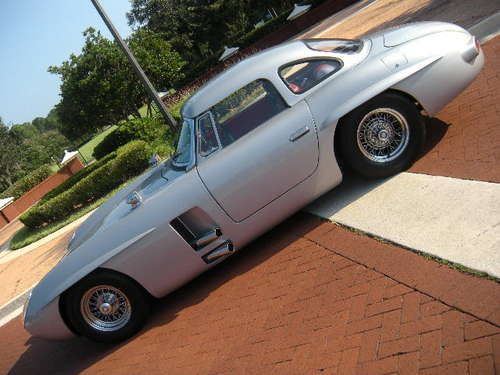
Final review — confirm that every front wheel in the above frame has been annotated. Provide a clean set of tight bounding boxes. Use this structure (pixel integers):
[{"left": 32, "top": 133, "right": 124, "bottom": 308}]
[
  {"left": 338, "top": 93, "right": 425, "bottom": 178},
  {"left": 62, "top": 270, "right": 151, "bottom": 343}
]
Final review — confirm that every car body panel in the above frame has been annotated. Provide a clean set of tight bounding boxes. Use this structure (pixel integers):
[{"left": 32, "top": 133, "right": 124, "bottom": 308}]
[
  {"left": 23, "top": 297, "right": 74, "bottom": 340},
  {"left": 197, "top": 100, "right": 319, "bottom": 222},
  {"left": 23, "top": 22, "right": 484, "bottom": 339},
  {"left": 391, "top": 30, "right": 484, "bottom": 115},
  {"left": 381, "top": 21, "right": 465, "bottom": 47}
]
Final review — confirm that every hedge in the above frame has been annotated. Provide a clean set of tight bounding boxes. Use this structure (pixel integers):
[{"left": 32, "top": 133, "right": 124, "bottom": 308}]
[
  {"left": 93, "top": 117, "right": 174, "bottom": 160},
  {"left": 40, "top": 151, "right": 117, "bottom": 204},
  {"left": 21, "top": 141, "right": 151, "bottom": 229},
  {"left": 0, "top": 164, "right": 53, "bottom": 200}
]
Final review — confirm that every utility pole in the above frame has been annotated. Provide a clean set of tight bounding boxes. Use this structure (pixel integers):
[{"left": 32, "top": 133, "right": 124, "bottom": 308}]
[{"left": 90, "top": 0, "right": 178, "bottom": 130}]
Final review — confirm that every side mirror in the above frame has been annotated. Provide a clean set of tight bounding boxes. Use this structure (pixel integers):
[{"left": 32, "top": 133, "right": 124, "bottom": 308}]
[{"left": 149, "top": 153, "right": 161, "bottom": 167}]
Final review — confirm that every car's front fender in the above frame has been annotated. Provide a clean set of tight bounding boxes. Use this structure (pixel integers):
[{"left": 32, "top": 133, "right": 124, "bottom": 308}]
[{"left": 24, "top": 296, "right": 74, "bottom": 340}]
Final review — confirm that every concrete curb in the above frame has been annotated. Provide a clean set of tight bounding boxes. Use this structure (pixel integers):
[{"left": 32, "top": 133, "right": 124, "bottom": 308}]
[{"left": 0, "top": 289, "right": 31, "bottom": 328}]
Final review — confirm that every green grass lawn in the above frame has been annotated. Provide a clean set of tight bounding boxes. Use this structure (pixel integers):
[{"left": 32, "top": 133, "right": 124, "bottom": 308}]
[{"left": 78, "top": 125, "right": 117, "bottom": 162}]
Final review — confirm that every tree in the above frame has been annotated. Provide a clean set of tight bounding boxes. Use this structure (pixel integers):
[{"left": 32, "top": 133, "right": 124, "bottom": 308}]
[
  {"left": 32, "top": 108, "right": 63, "bottom": 132},
  {"left": 49, "top": 28, "right": 143, "bottom": 140},
  {"left": 0, "top": 122, "right": 23, "bottom": 192},
  {"left": 49, "top": 28, "right": 185, "bottom": 141},
  {"left": 127, "top": 0, "right": 297, "bottom": 62},
  {"left": 128, "top": 0, "right": 219, "bottom": 62},
  {"left": 128, "top": 28, "right": 186, "bottom": 114},
  {"left": 0, "top": 111, "right": 71, "bottom": 194}
]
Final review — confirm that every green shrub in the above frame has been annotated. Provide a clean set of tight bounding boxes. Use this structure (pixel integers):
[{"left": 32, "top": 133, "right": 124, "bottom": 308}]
[
  {"left": 93, "top": 117, "right": 174, "bottom": 160},
  {"left": 0, "top": 164, "right": 53, "bottom": 200},
  {"left": 21, "top": 141, "right": 151, "bottom": 229},
  {"left": 40, "top": 151, "right": 117, "bottom": 203}
]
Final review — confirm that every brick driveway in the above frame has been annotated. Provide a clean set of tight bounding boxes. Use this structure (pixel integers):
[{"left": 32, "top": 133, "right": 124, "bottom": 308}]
[{"left": 1, "top": 214, "right": 498, "bottom": 374}]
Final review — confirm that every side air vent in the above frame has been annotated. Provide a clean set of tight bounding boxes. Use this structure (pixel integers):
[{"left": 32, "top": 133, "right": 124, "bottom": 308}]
[
  {"left": 203, "top": 241, "right": 234, "bottom": 263},
  {"left": 193, "top": 227, "right": 222, "bottom": 249},
  {"left": 170, "top": 207, "right": 222, "bottom": 250},
  {"left": 170, "top": 217, "right": 196, "bottom": 245}
]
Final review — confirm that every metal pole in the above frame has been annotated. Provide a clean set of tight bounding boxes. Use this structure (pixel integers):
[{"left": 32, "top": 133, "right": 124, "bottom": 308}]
[{"left": 90, "top": 0, "right": 178, "bottom": 130}]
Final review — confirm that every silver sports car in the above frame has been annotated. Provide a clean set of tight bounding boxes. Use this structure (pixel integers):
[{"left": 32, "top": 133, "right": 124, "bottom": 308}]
[{"left": 23, "top": 22, "right": 483, "bottom": 342}]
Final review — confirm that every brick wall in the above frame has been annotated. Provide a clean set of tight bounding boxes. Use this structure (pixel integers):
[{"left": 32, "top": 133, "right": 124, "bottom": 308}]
[
  {"left": 0, "top": 211, "right": 8, "bottom": 228},
  {"left": 0, "top": 157, "right": 84, "bottom": 230}
]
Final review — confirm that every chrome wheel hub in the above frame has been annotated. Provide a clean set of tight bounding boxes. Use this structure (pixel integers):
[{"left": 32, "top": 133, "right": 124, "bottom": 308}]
[
  {"left": 356, "top": 108, "right": 409, "bottom": 163},
  {"left": 99, "top": 302, "right": 112, "bottom": 315},
  {"left": 81, "top": 285, "right": 131, "bottom": 332}
]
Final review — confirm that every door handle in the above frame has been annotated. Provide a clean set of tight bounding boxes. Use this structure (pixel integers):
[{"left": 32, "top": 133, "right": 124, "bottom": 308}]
[{"left": 289, "top": 126, "right": 310, "bottom": 142}]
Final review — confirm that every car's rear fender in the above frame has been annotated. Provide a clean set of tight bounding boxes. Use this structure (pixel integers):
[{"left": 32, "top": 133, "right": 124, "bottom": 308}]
[
  {"left": 391, "top": 32, "right": 484, "bottom": 116},
  {"left": 305, "top": 53, "right": 440, "bottom": 136},
  {"left": 307, "top": 28, "right": 481, "bottom": 134}
]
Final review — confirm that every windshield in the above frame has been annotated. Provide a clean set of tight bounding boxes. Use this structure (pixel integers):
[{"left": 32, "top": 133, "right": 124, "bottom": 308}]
[
  {"left": 305, "top": 39, "right": 363, "bottom": 54},
  {"left": 172, "top": 119, "right": 193, "bottom": 167}
]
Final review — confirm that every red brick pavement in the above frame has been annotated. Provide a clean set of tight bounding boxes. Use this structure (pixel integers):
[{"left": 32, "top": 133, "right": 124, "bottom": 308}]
[
  {"left": 0, "top": 213, "right": 498, "bottom": 375},
  {"left": 410, "top": 37, "right": 500, "bottom": 182}
]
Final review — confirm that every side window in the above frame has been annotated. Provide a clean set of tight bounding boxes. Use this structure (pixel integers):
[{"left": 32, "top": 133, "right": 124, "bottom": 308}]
[
  {"left": 279, "top": 59, "right": 341, "bottom": 94},
  {"left": 197, "top": 113, "right": 220, "bottom": 157},
  {"left": 211, "top": 79, "right": 287, "bottom": 146}
]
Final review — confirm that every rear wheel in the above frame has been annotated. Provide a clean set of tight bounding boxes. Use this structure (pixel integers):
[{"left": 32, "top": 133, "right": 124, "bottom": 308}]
[
  {"left": 62, "top": 270, "right": 150, "bottom": 343},
  {"left": 338, "top": 92, "right": 425, "bottom": 178}
]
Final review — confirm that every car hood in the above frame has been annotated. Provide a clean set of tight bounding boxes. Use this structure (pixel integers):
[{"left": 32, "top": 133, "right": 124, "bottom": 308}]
[{"left": 68, "top": 159, "right": 184, "bottom": 252}]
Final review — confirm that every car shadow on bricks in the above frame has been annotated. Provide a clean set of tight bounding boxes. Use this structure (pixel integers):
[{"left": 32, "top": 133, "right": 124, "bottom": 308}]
[
  {"left": 6, "top": 215, "right": 321, "bottom": 375},
  {"left": 420, "top": 117, "right": 449, "bottom": 158},
  {"left": 145, "top": 216, "right": 317, "bottom": 327}
]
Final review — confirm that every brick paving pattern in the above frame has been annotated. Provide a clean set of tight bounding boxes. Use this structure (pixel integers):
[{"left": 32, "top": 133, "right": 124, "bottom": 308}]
[
  {"left": 410, "top": 38, "right": 500, "bottom": 182},
  {"left": 0, "top": 214, "right": 498, "bottom": 374}
]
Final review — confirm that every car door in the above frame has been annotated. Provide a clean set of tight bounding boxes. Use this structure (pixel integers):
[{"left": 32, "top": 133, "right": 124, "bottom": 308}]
[{"left": 196, "top": 79, "right": 319, "bottom": 222}]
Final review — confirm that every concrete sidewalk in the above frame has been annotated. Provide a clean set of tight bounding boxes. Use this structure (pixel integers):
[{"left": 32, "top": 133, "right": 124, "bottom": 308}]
[{"left": 307, "top": 172, "right": 500, "bottom": 278}]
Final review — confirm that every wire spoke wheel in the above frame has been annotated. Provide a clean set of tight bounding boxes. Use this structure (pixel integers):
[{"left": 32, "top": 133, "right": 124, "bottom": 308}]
[
  {"left": 80, "top": 285, "right": 132, "bottom": 332},
  {"left": 356, "top": 108, "right": 410, "bottom": 163}
]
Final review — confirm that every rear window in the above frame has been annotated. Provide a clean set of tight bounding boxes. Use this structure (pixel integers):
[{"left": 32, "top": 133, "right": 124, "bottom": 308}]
[
  {"left": 279, "top": 59, "right": 341, "bottom": 94},
  {"left": 305, "top": 39, "right": 363, "bottom": 54}
]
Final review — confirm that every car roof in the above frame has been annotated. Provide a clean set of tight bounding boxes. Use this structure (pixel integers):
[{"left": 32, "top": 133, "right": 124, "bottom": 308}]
[{"left": 181, "top": 40, "right": 314, "bottom": 119}]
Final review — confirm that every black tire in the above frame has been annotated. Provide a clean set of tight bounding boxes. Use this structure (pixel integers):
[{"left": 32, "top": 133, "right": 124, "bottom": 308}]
[
  {"left": 62, "top": 269, "right": 151, "bottom": 343},
  {"left": 338, "top": 92, "right": 425, "bottom": 178}
]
